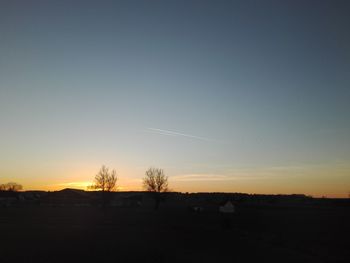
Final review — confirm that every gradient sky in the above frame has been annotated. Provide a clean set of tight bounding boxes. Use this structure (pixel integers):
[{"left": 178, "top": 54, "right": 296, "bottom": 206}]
[{"left": 1, "top": 0, "right": 349, "bottom": 197}]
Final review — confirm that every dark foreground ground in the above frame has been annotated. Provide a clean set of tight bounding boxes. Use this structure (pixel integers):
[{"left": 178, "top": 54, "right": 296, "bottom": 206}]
[{"left": 1, "top": 204, "right": 349, "bottom": 263}]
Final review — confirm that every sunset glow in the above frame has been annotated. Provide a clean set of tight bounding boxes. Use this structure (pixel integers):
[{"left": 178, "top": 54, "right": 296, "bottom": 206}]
[{"left": 1, "top": 1, "right": 349, "bottom": 198}]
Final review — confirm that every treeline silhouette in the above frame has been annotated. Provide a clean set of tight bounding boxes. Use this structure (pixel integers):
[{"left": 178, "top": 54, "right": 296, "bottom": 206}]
[{"left": 0, "top": 182, "right": 22, "bottom": 192}]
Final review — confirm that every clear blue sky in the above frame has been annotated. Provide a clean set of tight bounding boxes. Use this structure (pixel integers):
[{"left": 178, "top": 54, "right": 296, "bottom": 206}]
[{"left": 1, "top": 0, "right": 349, "bottom": 196}]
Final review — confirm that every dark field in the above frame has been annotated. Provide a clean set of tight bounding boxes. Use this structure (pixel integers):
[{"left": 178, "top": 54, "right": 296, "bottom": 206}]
[{"left": 1, "top": 204, "right": 349, "bottom": 263}]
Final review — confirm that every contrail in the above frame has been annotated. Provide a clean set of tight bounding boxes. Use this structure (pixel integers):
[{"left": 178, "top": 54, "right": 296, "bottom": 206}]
[{"left": 146, "top": 127, "right": 214, "bottom": 142}]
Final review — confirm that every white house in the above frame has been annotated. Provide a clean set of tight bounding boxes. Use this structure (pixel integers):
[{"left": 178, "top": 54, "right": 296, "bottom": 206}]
[{"left": 219, "top": 200, "right": 235, "bottom": 214}]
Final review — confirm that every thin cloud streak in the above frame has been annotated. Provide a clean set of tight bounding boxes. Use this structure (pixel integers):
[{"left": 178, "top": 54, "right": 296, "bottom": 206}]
[
  {"left": 171, "top": 174, "right": 237, "bottom": 182},
  {"left": 171, "top": 172, "right": 274, "bottom": 182},
  {"left": 146, "top": 127, "right": 219, "bottom": 142}
]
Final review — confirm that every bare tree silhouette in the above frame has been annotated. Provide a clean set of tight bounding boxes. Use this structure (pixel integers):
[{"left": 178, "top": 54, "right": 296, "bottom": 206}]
[
  {"left": 91, "top": 165, "right": 117, "bottom": 192},
  {"left": 0, "top": 182, "right": 23, "bottom": 192},
  {"left": 143, "top": 167, "right": 168, "bottom": 209},
  {"left": 89, "top": 165, "right": 117, "bottom": 206}
]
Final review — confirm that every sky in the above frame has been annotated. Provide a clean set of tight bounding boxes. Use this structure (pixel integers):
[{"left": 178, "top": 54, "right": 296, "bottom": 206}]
[{"left": 0, "top": 0, "right": 349, "bottom": 197}]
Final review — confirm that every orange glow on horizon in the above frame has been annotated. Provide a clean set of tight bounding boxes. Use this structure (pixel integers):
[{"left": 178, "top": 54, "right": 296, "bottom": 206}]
[
  {"left": 4, "top": 163, "right": 349, "bottom": 198},
  {"left": 20, "top": 179, "right": 348, "bottom": 198}
]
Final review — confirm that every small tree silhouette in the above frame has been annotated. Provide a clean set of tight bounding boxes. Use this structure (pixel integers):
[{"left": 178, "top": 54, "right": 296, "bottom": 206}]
[
  {"left": 0, "top": 182, "right": 23, "bottom": 192},
  {"left": 143, "top": 167, "right": 168, "bottom": 210},
  {"left": 91, "top": 165, "right": 117, "bottom": 192},
  {"left": 90, "top": 165, "right": 117, "bottom": 205}
]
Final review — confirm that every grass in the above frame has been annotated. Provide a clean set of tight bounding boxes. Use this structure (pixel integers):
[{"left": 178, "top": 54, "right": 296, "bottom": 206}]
[{"left": 0, "top": 204, "right": 349, "bottom": 263}]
